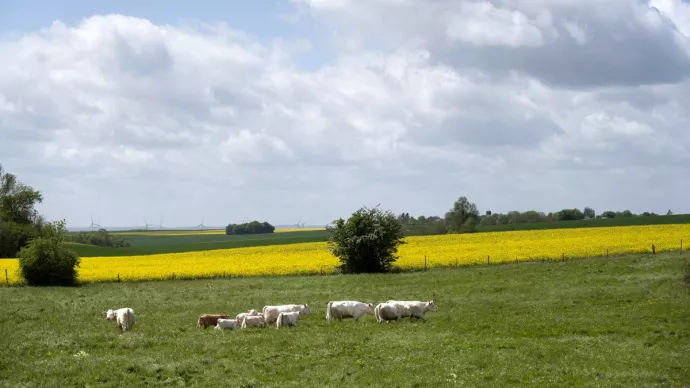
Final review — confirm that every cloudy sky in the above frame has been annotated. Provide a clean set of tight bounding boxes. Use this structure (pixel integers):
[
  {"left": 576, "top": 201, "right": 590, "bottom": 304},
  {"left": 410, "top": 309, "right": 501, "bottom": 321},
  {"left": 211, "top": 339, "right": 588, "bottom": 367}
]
[{"left": 1, "top": 0, "right": 689, "bottom": 228}]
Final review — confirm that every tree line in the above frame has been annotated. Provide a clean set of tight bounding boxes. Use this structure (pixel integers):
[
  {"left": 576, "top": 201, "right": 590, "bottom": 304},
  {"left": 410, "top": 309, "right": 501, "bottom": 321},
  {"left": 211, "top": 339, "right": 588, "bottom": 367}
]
[
  {"left": 396, "top": 202, "right": 676, "bottom": 233},
  {"left": 225, "top": 221, "right": 275, "bottom": 235},
  {"left": 65, "top": 229, "right": 131, "bottom": 248}
]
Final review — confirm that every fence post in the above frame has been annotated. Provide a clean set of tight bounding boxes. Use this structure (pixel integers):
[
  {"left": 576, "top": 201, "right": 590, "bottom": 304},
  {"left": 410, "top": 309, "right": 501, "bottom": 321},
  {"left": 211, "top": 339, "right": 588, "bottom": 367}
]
[
  {"left": 172, "top": 272, "right": 175, "bottom": 280},
  {"left": 562, "top": 252, "right": 565, "bottom": 261},
  {"left": 117, "top": 273, "right": 120, "bottom": 283},
  {"left": 487, "top": 255, "right": 490, "bottom": 265},
  {"left": 424, "top": 255, "right": 427, "bottom": 271},
  {"left": 5, "top": 269, "right": 8, "bottom": 287},
  {"left": 681, "top": 239, "right": 683, "bottom": 255},
  {"left": 652, "top": 244, "right": 656, "bottom": 254},
  {"left": 455, "top": 258, "right": 458, "bottom": 267},
  {"left": 320, "top": 267, "right": 323, "bottom": 275}
]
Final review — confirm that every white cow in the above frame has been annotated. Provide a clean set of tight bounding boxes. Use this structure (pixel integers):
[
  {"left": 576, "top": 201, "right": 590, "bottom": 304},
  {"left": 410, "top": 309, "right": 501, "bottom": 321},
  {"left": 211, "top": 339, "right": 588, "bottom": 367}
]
[
  {"left": 326, "top": 301, "right": 375, "bottom": 322},
  {"left": 384, "top": 300, "right": 438, "bottom": 321},
  {"left": 103, "top": 307, "right": 136, "bottom": 331},
  {"left": 262, "top": 304, "right": 312, "bottom": 325},
  {"left": 214, "top": 318, "right": 239, "bottom": 331},
  {"left": 276, "top": 311, "right": 301, "bottom": 328},
  {"left": 241, "top": 315, "right": 266, "bottom": 329},
  {"left": 236, "top": 309, "right": 261, "bottom": 323},
  {"left": 374, "top": 302, "right": 403, "bottom": 323}
]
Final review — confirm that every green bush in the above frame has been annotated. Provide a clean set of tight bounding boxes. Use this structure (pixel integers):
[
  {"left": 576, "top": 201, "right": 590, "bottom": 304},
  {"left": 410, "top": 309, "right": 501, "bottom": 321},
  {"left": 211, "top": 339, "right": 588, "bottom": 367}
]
[
  {"left": 17, "top": 220, "right": 80, "bottom": 286},
  {"left": 327, "top": 205, "right": 405, "bottom": 274}
]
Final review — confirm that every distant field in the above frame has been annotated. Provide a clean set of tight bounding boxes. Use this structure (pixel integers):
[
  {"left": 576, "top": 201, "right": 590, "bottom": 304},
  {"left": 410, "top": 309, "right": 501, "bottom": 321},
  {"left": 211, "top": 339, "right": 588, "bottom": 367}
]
[
  {"left": 3, "top": 224, "right": 688, "bottom": 285},
  {"left": 475, "top": 213, "right": 690, "bottom": 232},
  {"left": 1, "top": 252, "right": 687, "bottom": 386},
  {"left": 112, "top": 227, "right": 324, "bottom": 236},
  {"left": 62, "top": 229, "right": 330, "bottom": 257}
]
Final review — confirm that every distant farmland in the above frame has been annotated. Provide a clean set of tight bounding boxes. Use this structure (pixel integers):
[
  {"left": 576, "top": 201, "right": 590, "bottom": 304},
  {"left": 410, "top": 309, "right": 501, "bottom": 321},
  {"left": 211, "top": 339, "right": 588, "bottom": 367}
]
[{"left": 66, "top": 229, "right": 329, "bottom": 257}]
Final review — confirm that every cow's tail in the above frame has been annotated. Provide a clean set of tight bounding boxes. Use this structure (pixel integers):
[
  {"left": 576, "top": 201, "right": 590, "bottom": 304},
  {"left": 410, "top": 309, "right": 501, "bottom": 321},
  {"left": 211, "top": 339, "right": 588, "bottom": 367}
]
[
  {"left": 326, "top": 302, "right": 332, "bottom": 322},
  {"left": 374, "top": 304, "right": 381, "bottom": 323},
  {"left": 124, "top": 309, "right": 131, "bottom": 331},
  {"left": 276, "top": 313, "right": 282, "bottom": 328}
]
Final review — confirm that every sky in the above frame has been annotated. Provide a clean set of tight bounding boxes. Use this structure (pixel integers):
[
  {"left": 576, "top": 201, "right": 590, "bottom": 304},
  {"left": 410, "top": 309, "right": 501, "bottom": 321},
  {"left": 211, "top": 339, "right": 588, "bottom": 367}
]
[{"left": 1, "top": 0, "right": 689, "bottom": 228}]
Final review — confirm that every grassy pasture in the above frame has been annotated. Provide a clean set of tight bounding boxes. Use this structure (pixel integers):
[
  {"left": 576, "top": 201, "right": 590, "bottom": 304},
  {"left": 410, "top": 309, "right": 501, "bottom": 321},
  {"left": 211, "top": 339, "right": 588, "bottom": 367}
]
[
  {"left": 1, "top": 252, "right": 688, "bottom": 387},
  {"left": 475, "top": 213, "right": 690, "bottom": 233},
  {"left": 64, "top": 229, "right": 330, "bottom": 257}
]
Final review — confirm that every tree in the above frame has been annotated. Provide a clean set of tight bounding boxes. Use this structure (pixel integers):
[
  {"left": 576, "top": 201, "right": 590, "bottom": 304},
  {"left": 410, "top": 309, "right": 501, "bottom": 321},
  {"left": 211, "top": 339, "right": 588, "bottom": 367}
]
[
  {"left": 445, "top": 196, "right": 479, "bottom": 233},
  {"left": 18, "top": 219, "right": 80, "bottom": 286},
  {"left": 554, "top": 208, "right": 585, "bottom": 221},
  {"left": 0, "top": 164, "right": 44, "bottom": 258},
  {"left": 583, "top": 207, "right": 595, "bottom": 219},
  {"left": 225, "top": 221, "right": 275, "bottom": 235},
  {"left": 601, "top": 211, "right": 616, "bottom": 219},
  {"left": 621, "top": 210, "right": 634, "bottom": 217},
  {"left": 667, "top": 209, "right": 673, "bottom": 216},
  {"left": 326, "top": 205, "right": 405, "bottom": 274}
]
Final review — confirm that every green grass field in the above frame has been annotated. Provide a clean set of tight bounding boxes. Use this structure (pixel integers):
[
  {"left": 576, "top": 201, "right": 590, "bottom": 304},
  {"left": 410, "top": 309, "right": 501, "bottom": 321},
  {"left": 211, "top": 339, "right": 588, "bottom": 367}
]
[
  {"left": 65, "top": 229, "right": 329, "bottom": 257},
  {"left": 1, "top": 252, "right": 688, "bottom": 386},
  {"left": 475, "top": 214, "right": 690, "bottom": 233}
]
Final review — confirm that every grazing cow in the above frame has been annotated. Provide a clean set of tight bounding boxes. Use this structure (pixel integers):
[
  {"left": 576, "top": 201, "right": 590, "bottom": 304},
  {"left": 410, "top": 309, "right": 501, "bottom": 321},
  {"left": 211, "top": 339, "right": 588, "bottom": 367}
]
[
  {"left": 214, "top": 318, "right": 239, "bottom": 331},
  {"left": 384, "top": 300, "right": 438, "bottom": 321},
  {"left": 276, "top": 311, "right": 301, "bottom": 328},
  {"left": 262, "top": 304, "right": 312, "bottom": 325},
  {"left": 197, "top": 314, "right": 229, "bottom": 329},
  {"left": 103, "top": 308, "right": 136, "bottom": 331},
  {"left": 374, "top": 302, "right": 403, "bottom": 323},
  {"left": 326, "top": 301, "right": 375, "bottom": 322},
  {"left": 236, "top": 309, "right": 261, "bottom": 323},
  {"left": 241, "top": 315, "right": 266, "bottom": 329}
]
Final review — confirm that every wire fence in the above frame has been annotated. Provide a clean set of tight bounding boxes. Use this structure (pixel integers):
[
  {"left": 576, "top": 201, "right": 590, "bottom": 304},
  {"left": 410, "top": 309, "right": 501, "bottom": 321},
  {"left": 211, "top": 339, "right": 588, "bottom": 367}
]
[{"left": 3, "top": 239, "right": 688, "bottom": 287}]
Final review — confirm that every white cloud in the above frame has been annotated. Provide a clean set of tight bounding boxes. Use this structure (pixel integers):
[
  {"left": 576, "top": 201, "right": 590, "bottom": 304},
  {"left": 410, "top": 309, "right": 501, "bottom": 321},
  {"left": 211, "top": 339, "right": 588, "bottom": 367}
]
[{"left": 0, "top": 2, "right": 689, "bottom": 227}]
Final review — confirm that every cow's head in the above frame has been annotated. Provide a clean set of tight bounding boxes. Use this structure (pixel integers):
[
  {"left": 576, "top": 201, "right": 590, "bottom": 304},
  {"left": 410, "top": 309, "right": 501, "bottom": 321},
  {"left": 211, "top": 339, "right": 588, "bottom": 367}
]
[
  {"left": 426, "top": 300, "right": 438, "bottom": 312},
  {"left": 104, "top": 309, "right": 117, "bottom": 320},
  {"left": 301, "top": 304, "right": 312, "bottom": 315},
  {"left": 248, "top": 309, "right": 259, "bottom": 315}
]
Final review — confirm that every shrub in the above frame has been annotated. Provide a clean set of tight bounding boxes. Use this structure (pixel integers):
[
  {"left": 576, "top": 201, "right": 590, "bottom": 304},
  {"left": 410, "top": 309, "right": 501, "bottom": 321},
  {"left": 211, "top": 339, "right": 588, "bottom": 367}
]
[
  {"left": 17, "top": 220, "right": 80, "bottom": 286},
  {"left": 326, "top": 205, "right": 405, "bottom": 274}
]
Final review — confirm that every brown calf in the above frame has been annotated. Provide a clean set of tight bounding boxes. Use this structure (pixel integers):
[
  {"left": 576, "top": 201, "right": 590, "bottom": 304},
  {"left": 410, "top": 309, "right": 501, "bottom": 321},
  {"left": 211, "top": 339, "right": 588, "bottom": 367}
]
[{"left": 196, "top": 314, "right": 229, "bottom": 329}]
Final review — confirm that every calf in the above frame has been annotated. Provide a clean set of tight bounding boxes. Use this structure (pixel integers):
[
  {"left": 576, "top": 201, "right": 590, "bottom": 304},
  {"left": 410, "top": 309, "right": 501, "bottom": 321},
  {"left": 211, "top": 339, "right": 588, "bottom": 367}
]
[
  {"left": 214, "top": 318, "right": 239, "bottom": 331},
  {"left": 276, "top": 311, "right": 300, "bottom": 328},
  {"left": 104, "top": 308, "right": 136, "bottom": 331},
  {"left": 326, "top": 301, "right": 375, "bottom": 322},
  {"left": 262, "top": 304, "right": 312, "bottom": 325},
  {"left": 197, "top": 314, "right": 229, "bottom": 329},
  {"left": 241, "top": 315, "right": 266, "bottom": 329},
  {"left": 236, "top": 309, "right": 261, "bottom": 323}
]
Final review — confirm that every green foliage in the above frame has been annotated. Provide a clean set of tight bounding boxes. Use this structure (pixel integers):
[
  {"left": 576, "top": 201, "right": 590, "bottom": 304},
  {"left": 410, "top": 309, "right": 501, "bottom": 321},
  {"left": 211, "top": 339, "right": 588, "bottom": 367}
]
[
  {"left": 554, "top": 208, "right": 585, "bottom": 221},
  {"left": 327, "top": 206, "right": 405, "bottom": 274},
  {"left": 397, "top": 213, "right": 447, "bottom": 236},
  {"left": 66, "top": 229, "right": 131, "bottom": 248},
  {"left": 17, "top": 219, "right": 80, "bottom": 286},
  {"left": 583, "top": 207, "right": 596, "bottom": 219},
  {"left": 475, "top": 213, "right": 690, "bottom": 232},
  {"left": 0, "top": 164, "right": 45, "bottom": 258},
  {"left": 225, "top": 221, "right": 275, "bottom": 235},
  {"left": 444, "top": 196, "right": 479, "bottom": 233}
]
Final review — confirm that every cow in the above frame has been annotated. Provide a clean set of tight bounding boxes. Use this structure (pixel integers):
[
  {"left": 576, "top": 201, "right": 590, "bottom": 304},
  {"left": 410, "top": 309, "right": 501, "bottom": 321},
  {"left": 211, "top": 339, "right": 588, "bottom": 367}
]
[
  {"left": 214, "top": 318, "right": 239, "bottom": 331},
  {"left": 241, "top": 315, "right": 266, "bottom": 329},
  {"left": 374, "top": 302, "right": 403, "bottom": 323},
  {"left": 262, "top": 304, "right": 312, "bottom": 325},
  {"left": 236, "top": 309, "right": 261, "bottom": 323},
  {"left": 384, "top": 300, "right": 438, "bottom": 321},
  {"left": 276, "top": 311, "right": 301, "bottom": 328},
  {"left": 103, "top": 308, "right": 136, "bottom": 331},
  {"left": 197, "top": 314, "right": 229, "bottom": 329},
  {"left": 326, "top": 301, "right": 375, "bottom": 322}
]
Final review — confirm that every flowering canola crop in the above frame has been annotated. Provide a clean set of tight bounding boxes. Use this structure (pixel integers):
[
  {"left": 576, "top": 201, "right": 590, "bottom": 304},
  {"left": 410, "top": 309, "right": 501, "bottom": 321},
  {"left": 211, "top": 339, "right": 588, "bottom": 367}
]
[{"left": 1, "top": 224, "right": 687, "bottom": 285}]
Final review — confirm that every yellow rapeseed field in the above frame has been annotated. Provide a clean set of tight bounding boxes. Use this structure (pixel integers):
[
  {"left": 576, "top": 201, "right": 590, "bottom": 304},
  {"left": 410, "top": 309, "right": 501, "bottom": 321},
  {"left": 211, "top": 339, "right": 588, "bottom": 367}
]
[{"left": 1, "top": 224, "right": 687, "bottom": 285}]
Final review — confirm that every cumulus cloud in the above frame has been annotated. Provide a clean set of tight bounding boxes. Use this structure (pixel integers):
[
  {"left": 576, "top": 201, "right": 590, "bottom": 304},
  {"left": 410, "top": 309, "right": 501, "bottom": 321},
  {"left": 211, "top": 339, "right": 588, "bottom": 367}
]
[{"left": 0, "top": 1, "right": 689, "bottom": 226}]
